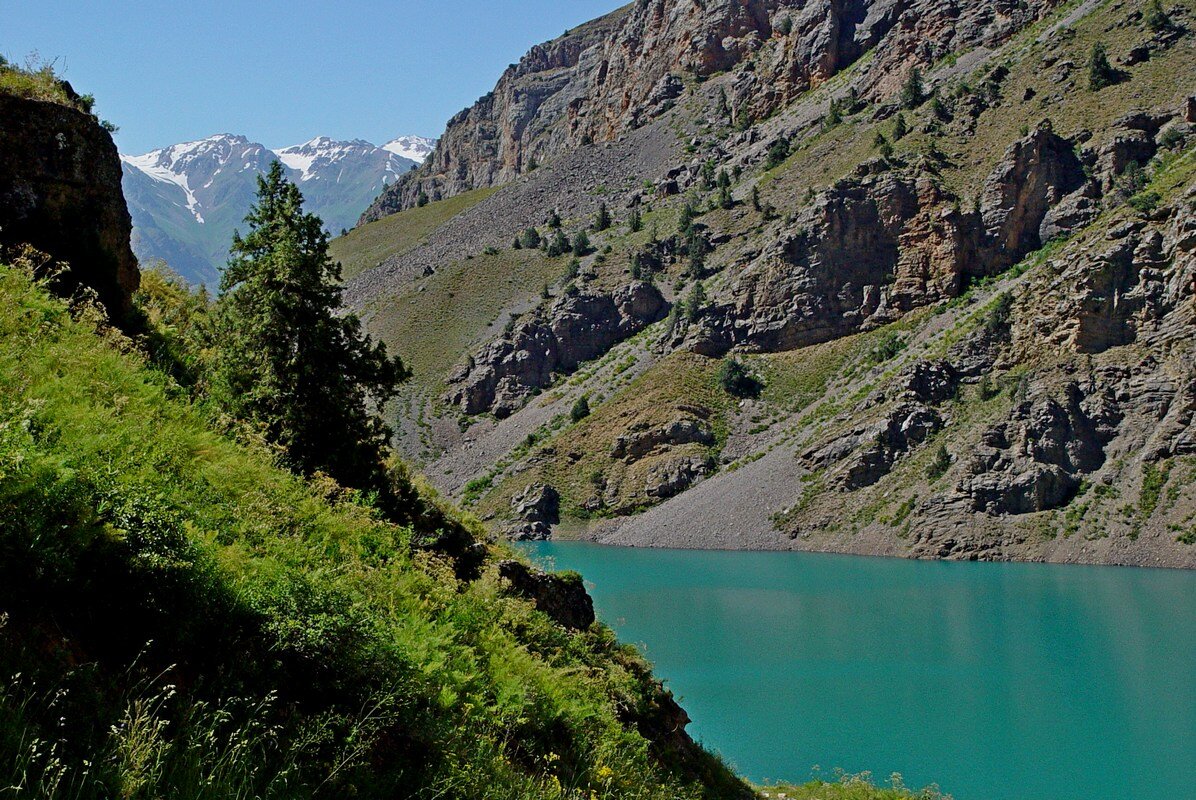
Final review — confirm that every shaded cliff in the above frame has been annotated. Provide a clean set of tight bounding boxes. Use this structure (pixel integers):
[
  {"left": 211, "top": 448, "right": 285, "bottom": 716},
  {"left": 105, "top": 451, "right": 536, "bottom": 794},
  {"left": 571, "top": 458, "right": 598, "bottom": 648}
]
[{"left": 0, "top": 93, "right": 139, "bottom": 320}]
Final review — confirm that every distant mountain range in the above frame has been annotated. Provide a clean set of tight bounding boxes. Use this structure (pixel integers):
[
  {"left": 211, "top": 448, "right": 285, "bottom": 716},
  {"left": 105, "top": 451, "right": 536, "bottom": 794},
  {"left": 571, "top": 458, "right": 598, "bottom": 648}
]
[{"left": 121, "top": 134, "right": 434, "bottom": 286}]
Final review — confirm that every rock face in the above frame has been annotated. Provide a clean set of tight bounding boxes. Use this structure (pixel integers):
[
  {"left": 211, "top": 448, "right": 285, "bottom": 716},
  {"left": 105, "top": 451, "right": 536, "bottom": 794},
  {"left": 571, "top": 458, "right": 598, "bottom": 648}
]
[
  {"left": 0, "top": 94, "right": 139, "bottom": 320},
  {"left": 366, "top": 0, "right": 1065, "bottom": 218},
  {"left": 447, "top": 282, "right": 667, "bottom": 417},
  {"left": 698, "top": 124, "right": 1091, "bottom": 354},
  {"left": 497, "top": 560, "right": 595, "bottom": 630},
  {"left": 508, "top": 483, "right": 560, "bottom": 541}
]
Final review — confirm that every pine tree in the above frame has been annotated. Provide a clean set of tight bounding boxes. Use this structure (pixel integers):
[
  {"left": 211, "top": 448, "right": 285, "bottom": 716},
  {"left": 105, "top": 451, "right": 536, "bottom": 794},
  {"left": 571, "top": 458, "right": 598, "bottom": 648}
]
[
  {"left": 751, "top": 184, "right": 762, "bottom": 212},
  {"left": 900, "top": 67, "right": 925, "bottom": 109},
  {"left": 874, "top": 132, "right": 893, "bottom": 161},
  {"left": 685, "top": 280, "right": 706, "bottom": 322},
  {"left": 628, "top": 205, "right": 643, "bottom": 233},
  {"left": 548, "top": 209, "right": 562, "bottom": 228},
  {"left": 1088, "top": 43, "right": 1117, "bottom": 90},
  {"left": 570, "top": 395, "right": 591, "bottom": 422},
  {"left": 892, "top": 112, "right": 909, "bottom": 140},
  {"left": 823, "top": 97, "right": 843, "bottom": 128},
  {"left": 572, "top": 230, "right": 592, "bottom": 256},
  {"left": 547, "top": 229, "right": 571, "bottom": 257},
  {"left": 595, "top": 202, "right": 612, "bottom": 231},
  {"left": 1145, "top": 0, "right": 1172, "bottom": 32},
  {"left": 211, "top": 162, "right": 408, "bottom": 489}
]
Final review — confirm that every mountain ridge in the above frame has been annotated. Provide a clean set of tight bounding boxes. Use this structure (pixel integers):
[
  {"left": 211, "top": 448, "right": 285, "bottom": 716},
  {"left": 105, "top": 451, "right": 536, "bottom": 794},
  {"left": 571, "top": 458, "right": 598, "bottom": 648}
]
[{"left": 122, "top": 132, "right": 434, "bottom": 285}]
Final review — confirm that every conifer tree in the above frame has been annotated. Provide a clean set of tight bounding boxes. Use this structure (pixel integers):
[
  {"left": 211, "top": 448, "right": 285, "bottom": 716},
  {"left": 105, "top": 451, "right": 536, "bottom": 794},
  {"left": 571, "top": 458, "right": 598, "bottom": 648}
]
[
  {"left": 211, "top": 163, "right": 408, "bottom": 488},
  {"left": 628, "top": 205, "right": 643, "bottom": 233},
  {"left": 1088, "top": 43, "right": 1117, "bottom": 90},
  {"left": 595, "top": 202, "right": 612, "bottom": 231},
  {"left": 900, "top": 67, "right": 925, "bottom": 109},
  {"left": 893, "top": 112, "right": 909, "bottom": 140}
]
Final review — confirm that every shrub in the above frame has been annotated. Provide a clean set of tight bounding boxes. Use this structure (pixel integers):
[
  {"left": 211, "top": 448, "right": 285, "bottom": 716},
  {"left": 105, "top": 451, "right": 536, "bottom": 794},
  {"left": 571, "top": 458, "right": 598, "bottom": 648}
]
[
  {"left": 417, "top": 190, "right": 429, "bottom": 207},
  {"left": 718, "top": 358, "right": 762, "bottom": 398},
  {"left": 764, "top": 137, "right": 791, "bottom": 169},
  {"left": 926, "top": 444, "right": 952, "bottom": 481},
  {"left": 1128, "top": 190, "right": 1162, "bottom": 214},
  {"left": 865, "top": 332, "right": 906, "bottom": 365},
  {"left": 570, "top": 395, "right": 591, "bottom": 422},
  {"left": 776, "top": 15, "right": 793, "bottom": 35}
]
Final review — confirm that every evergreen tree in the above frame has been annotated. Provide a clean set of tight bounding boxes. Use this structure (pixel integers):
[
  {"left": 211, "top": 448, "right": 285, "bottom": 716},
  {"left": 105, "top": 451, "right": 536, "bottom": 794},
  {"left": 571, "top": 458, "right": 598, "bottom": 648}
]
[
  {"left": 546, "top": 229, "right": 571, "bottom": 257},
  {"left": 1145, "top": 0, "right": 1173, "bottom": 32},
  {"left": 594, "top": 202, "right": 612, "bottom": 231},
  {"left": 570, "top": 394, "right": 591, "bottom": 422},
  {"left": 572, "top": 230, "right": 592, "bottom": 256},
  {"left": 519, "top": 227, "right": 542, "bottom": 249},
  {"left": 211, "top": 163, "right": 408, "bottom": 489},
  {"left": 900, "top": 67, "right": 925, "bottom": 109},
  {"left": 1088, "top": 43, "right": 1117, "bottom": 90},
  {"left": 751, "top": 184, "right": 762, "bottom": 212},
  {"left": 685, "top": 280, "right": 706, "bottom": 322},
  {"left": 548, "top": 209, "right": 562, "bottom": 228},
  {"left": 765, "top": 137, "right": 791, "bottom": 169},
  {"left": 628, "top": 205, "right": 643, "bottom": 233},
  {"left": 892, "top": 112, "right": 909, "bottom": 140},
  {"left": 874, "top": 132, "right": 893, "bottom": 161},
  {"left": 417, "top": 189, "right": 429, "bottom": 207},
  {"left": 823, "top": 97, "right": 843, "bottom": 128}
]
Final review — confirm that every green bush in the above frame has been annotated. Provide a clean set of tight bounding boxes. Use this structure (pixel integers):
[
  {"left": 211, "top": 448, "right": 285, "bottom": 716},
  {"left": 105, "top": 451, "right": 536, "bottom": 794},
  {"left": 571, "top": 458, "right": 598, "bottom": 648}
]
[
  {"left": 717, "top": 359, "right": 763, "bottom": 399},
  {"left": 571, "top": 395, "right": 592, "bottom": 422}
]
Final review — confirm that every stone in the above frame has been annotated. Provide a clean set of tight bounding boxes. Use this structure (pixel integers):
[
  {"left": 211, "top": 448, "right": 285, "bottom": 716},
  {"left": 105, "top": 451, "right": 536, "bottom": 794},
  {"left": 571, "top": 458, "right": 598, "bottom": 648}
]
[{"left": 498, "top": 560, "right": 595, "bottom": 629}]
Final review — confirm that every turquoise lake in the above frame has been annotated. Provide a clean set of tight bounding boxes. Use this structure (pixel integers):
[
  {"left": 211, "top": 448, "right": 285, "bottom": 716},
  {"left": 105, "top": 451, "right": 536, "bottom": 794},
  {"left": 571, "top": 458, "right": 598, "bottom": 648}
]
[{"left": 522, "top": 542, "right": 1196, "bottom": 800}]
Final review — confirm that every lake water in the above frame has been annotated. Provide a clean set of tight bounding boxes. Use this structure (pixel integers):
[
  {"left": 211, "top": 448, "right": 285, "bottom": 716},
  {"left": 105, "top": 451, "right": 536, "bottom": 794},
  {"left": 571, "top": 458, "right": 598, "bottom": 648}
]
[{"left": 522, "top": 542, "right": 1196, "bottom": 800}]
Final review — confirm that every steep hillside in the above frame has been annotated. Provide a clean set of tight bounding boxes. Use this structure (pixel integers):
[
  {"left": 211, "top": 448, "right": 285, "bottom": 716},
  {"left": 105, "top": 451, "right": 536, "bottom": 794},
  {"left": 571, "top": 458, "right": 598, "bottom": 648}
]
[
  {"left": 123, "top": 134, "right": 422, "bottom": 285},
  {"left": 344, "top": 0, "right": 1196, "bottom": 567},
  {"left": 0, "top": 258, "right": 755, "bottom": 799}
]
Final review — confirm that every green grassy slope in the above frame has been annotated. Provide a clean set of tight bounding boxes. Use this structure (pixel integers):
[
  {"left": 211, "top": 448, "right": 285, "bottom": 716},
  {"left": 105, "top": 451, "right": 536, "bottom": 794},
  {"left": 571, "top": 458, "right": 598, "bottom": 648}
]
[
  {"left": 0, "top": 262, "right": 748, "bottom": 799},
  {"left": 331, "top": 186, "right": 498, "bottom": 281}
]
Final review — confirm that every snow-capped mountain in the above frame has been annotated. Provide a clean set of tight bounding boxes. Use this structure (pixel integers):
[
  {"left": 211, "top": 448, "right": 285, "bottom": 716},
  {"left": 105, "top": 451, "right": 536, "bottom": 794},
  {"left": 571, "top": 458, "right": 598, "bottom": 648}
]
[
  {"left": 121, "top": 133, "right": 430, "bottom": 286},
  {"left": 382, "top": 135, "right": 436, "bottom": 163}
]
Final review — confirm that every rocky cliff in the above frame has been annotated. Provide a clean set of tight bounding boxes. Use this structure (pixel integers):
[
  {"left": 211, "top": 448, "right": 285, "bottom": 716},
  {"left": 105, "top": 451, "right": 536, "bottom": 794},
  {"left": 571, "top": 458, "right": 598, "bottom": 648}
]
[
  {"left": 0, "top": 93, "right": 139, "bottom": 320},
  {"left": 364, "top": 0, "right": 1065, "bottom": 219}
]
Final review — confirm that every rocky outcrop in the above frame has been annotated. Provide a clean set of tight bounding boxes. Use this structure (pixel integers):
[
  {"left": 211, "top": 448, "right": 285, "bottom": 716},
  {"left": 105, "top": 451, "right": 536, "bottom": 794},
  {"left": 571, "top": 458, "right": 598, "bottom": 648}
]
[
  {"left": 367, "top": 0, "right": 1064, "bottom": 218},
  {"left": 695, "top": 124, "right": 1095, "bottom": 354},
  {"left": 508, "top": 483, "right": 560, "bottom": 541},
  {"left": 803, "top": 360, "right": 958, "bottom": 489},
  {"left": 959, "top": 381, "right": 1121, "bottom": 515},
  {"left": 612, "top": 417, "right": 714, "bottom": 462},
  {"left": 497, "top": 560, "right": 595, "bottom": 630},
  {"left": 447, "top": 282, "right": 667, "bottom": 417},
  {"left": 0, "top": 94, "right": 139, "bottom": 321}
]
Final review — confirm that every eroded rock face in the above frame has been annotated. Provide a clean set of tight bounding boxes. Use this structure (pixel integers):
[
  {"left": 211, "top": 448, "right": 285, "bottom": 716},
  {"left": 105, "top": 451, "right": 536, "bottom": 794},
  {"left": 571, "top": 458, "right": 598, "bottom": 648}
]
[
  {"left": 959, "top": 382, "right": 1121, "bottom": 515},
  {"left": 701, "top": 125, "right": 1090, "bottom": 354},
  {"left": 508, "top": 483, "right": 560, "bottom": 541},
  {"left": 0, "top": 94, "right": 139, "bottom": 320},
  {"left": 498, "top": 560, "right": 595, "bottom": 629},
  {"left": 612, "top": 418, "right": 714, "bottom": 462},
  {"left": 447, "top": 282, "right": 666, "bottom": 417},
  {"left": 367, "top": 0, "right": 1063, "bottom": 218}
]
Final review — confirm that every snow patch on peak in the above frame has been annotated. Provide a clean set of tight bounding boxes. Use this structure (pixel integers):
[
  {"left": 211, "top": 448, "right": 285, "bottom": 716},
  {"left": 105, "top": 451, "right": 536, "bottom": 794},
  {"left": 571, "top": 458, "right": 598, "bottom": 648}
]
[{"left": 383, "top": 136, "right": 436, "bottom": 163}]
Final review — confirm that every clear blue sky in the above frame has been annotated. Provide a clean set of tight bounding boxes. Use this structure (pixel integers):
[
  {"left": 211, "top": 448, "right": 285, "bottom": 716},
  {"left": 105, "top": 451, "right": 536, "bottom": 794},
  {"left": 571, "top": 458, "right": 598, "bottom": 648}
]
[{"left": 3, "top": 1, "right": 620, "bottom": 154}]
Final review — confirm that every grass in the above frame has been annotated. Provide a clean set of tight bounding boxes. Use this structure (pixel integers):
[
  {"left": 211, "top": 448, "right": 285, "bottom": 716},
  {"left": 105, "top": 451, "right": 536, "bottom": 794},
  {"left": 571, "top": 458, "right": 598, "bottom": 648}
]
[
  {"left": 330, "top": 186, "right": 499, "bottom": 281},
  {"left": 0, "top": 57, "right": 88, "bottom": 111},
  {"left": 761, "top": 771, "right": 951, "bottom": 800},
  {"left": 0, "top": 262, "right": 749, "bottom": 800},
  {"left": 365, "top": 248, "right": 568, "bottom": 393}
]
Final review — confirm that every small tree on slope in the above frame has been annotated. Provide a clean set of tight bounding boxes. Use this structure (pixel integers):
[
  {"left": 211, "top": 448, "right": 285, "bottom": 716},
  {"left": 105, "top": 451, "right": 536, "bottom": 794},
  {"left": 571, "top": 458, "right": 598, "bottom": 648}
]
[{"left": 211, "top": 162, "right": 409, "bottom": 489}]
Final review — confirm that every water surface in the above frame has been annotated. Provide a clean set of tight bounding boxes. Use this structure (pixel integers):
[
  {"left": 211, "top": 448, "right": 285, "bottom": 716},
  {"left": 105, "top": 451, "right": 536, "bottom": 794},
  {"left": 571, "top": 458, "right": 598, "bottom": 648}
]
[{"left": 523, "top": 542, "right": 1196, "bottom": 800}]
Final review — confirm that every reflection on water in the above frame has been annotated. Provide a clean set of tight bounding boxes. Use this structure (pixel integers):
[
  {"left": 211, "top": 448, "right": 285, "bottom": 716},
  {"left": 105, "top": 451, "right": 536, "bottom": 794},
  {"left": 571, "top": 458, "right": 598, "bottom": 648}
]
[{"left": 523, "top": 542, "right": 1196, "bottom": 800}]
